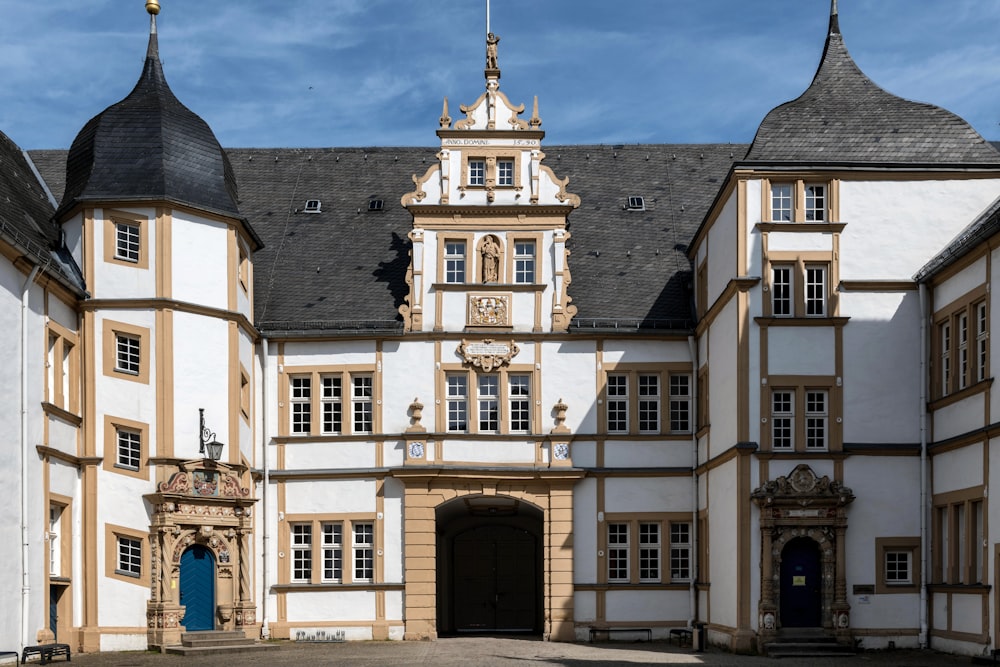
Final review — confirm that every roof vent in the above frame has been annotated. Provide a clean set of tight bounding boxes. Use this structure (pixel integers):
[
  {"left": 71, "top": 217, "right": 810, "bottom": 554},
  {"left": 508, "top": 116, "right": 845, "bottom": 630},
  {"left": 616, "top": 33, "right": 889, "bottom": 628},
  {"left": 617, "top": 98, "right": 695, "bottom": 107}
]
[
  {"left": 368, "top": 199, "right": 384, "bottom": 212},
  {"left": 303, "top": 199, "right": 322, "bottom": 214},
  {"left": 625, "top": 196, "right": 645, "bottom": 211}
]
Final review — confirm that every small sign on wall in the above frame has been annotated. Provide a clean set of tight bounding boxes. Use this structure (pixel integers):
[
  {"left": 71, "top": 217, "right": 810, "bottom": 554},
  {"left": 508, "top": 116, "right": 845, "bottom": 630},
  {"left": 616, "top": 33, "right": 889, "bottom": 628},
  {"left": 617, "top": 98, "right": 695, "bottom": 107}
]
[{"left": 793, "top": 576, "right": 806, "bottom": 587}]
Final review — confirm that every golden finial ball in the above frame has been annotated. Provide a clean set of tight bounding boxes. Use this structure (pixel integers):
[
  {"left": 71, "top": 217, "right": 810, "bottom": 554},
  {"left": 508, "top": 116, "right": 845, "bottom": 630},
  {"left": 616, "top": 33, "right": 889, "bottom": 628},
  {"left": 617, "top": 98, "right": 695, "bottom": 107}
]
[{"left": 146, "top": 0, "right": 160, "bottom": 15}]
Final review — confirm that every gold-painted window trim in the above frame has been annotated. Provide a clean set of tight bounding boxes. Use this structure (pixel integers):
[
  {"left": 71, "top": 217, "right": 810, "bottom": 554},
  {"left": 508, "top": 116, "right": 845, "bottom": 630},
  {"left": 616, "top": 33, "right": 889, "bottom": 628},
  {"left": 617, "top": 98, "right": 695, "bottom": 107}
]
[
  {"left": 105, "top": 523, "right": 151, "bottom": 588},
  {"left": 761, "top": 178, "right": 840, "bottom": 224},
  {"left": 438, "top": 364, "right": 536, "bottom": 435},
  {"left": 103, "top": 209, "right": 150, "bottom": 269},
  {"left": 875, "top": 537, "right": 921, "bottom": 594},
  {"left": 102, "top": 319, "right": 151, "bottom": 384},
  {"left": 102, "top": 414, "right": 150, "bottom": 480},
  {"left": 279, "top": 365, "right": 379, "bottom": 437},
  {"left": 760, "top": 376, "right": 839, "bottom": 453},
  {"left": 280, "top": 513, "right": 379, "bottom": 586},
  {"left": 600, "top": 363, "right": 692, "bottom": 436}
]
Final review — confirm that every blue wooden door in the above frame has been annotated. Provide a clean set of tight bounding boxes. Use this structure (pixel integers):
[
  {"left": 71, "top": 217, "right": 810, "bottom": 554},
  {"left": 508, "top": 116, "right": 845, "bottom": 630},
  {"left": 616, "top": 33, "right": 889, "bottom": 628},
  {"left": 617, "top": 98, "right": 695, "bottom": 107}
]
[
  {"left": 180, "top": 545, "right": 215, "bottom": 631},
  {"left": 780, "top": 537, "right": 822, "bottom": 627}
]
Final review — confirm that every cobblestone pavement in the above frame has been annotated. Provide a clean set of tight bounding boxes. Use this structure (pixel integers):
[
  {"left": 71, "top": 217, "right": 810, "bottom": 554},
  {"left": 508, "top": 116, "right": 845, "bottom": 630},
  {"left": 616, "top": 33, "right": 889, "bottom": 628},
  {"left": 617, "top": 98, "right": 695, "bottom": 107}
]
[{"left": 51, "top": 637, "right": 980, "bottom": 667}]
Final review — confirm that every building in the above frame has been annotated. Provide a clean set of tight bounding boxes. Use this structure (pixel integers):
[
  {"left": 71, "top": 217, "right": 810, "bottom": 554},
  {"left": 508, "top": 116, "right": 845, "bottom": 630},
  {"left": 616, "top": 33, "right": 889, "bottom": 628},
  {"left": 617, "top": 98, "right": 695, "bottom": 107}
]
[{"left": 2, "top": 0, "right": 1000, "bottom": 657}]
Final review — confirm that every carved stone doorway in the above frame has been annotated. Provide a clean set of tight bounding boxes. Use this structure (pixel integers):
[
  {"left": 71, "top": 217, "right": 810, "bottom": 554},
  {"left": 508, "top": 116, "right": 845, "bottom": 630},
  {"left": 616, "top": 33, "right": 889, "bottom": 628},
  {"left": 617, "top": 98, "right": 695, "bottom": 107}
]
[{"left": 751, "top": 464, "right": 854, "bottom": 644}]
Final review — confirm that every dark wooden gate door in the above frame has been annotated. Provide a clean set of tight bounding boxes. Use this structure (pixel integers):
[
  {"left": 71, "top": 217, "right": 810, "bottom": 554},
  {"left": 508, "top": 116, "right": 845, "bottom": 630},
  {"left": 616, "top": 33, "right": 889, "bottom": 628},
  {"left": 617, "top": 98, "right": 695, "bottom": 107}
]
[
  {"left": 780, "top": 537, "right": 822, "bottom": 627},
  {"left": 453, "top": 525, "right": 537, "bottom": 632},
  {"left": 180, "top": 545, "right": 216, "bottom": 631}
]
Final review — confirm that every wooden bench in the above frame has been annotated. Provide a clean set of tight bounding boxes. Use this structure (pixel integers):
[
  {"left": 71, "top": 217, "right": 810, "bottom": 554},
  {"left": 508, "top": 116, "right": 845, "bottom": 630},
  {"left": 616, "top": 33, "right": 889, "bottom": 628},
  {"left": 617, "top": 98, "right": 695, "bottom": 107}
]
[
  {"left": 588, "top": 627, "right": 652, "bottom": 643},
  {"left": 20, "top": 644, "right": 70, "bottom": 665},
  {"left": 0, "top": 651, "right": 20, "bottom": 666},
  {"left": 668, "top": 627, "right": 693, "bottom": 646}
]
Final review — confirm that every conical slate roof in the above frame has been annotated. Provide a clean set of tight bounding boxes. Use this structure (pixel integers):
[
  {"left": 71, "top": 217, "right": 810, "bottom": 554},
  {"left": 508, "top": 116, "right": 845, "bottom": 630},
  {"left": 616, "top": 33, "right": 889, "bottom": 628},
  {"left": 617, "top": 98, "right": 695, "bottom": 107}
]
[
  {"left": 56, "top": 18, "right": 241, "bottom": 220},
  {"left": 745, "top": 7, "right": 1000, "bottom": 164}
]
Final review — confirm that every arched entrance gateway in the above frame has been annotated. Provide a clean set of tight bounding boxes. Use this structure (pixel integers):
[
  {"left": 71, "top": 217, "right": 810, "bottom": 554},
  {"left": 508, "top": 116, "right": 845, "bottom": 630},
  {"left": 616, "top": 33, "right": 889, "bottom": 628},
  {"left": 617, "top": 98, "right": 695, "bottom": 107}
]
[{"left": 751, "top": 465, "right": 855, "bottom": 644}]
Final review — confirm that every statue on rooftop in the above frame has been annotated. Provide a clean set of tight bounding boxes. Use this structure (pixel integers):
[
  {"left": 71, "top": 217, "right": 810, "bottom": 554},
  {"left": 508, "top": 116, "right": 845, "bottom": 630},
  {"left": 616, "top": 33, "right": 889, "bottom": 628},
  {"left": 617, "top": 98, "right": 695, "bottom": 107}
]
[{"left": 486, "top": 32, "right": 500, "bottom": 70}]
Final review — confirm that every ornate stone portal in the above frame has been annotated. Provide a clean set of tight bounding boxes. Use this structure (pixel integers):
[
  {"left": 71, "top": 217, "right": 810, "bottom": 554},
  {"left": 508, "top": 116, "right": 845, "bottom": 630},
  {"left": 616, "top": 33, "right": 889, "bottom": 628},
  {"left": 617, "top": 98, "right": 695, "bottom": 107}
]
[
  {"left": 145, "top": 460, "right": 257, "bottom": 649},
  {"left": 751, "top": 464, "right": 855, "bottom": 644}
]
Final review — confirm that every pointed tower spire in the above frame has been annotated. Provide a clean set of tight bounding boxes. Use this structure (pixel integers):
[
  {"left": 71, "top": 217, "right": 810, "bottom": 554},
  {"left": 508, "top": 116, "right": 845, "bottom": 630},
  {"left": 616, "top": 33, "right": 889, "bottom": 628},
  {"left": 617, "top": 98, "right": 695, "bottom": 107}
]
[
  {"left": 146, "top": 0, "right": 160, "bottom": 59},
  {"left": 829, "top": 0, "right": 840, "bottom": 35}
]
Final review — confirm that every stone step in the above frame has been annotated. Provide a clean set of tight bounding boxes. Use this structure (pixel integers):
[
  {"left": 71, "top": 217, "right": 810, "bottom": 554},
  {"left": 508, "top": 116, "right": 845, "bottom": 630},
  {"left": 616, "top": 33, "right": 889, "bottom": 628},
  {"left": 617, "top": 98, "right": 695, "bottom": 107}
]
[
  {"left": 163, "top": 643, "right": 278, "bottom": 657},
  {"left": 764, "top": 641, "right": 855, "bottom": 658}
]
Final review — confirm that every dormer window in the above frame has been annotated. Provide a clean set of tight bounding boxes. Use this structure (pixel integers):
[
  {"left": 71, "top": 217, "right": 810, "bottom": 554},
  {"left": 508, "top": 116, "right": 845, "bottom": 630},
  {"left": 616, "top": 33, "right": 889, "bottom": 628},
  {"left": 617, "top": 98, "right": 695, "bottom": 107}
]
[
  {"left": 303, "top": 199, "right": 322, "bottom": 214},
  {"left": 368, "top": 199, "right": 384, "bottom": 212},
  {"left": 468, "top": 160, "right": 485, "bottom": 186},
  {"left": 766, "top": 180, "right": 834, "bottom": 222},
  {"left": 626, "top": 196, "right": 645, "bottom": 211}
]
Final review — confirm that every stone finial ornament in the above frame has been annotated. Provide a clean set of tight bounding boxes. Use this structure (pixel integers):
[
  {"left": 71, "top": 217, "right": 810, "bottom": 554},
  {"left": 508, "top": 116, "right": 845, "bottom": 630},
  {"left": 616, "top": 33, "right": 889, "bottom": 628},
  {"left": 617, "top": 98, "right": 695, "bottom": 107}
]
[
  {"left": 551, "top": 398, "right": 570, "bottom": 434},
  {"left": 407, "top": 397, "right": 426, "bottom": 432},
  {"left": 439, "top": 97, "right": 451, "bottom": 129}
]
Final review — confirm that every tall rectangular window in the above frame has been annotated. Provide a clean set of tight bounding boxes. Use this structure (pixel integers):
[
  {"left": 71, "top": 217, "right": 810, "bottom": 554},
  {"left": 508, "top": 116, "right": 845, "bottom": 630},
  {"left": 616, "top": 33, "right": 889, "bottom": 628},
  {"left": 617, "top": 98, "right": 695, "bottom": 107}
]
[
  {"left": 321, "top": 376, "right": 342, "bottom": 434},
  {"left": 444, "top": 241, "right": 466, "bottom": 283},
  {"left": 468, "top": 160, "right": 485, "bottom": 186},
  {"left": 290, "top": 376, "right": 311, "bottom": 434},
  {"left": 638, "top": 523, "right": 661, "bottom": 582},
  {"left": 670, "top": 523, "right": 692, "bottom": 581},
  {"left": 805, "top": 266, "right": 826, "bottom": 316},
  {"left": 321, "top": 523, "right": 343, "bottom": 583},
  {"left": 497, "top": 159, "right": 514, "bottom": 186},
  {"left": 478, "top": 375, "right": 499, "bottom": 433},
  {"left": 447, "top": 374, "right": 468, "bottom": 432},
  {"left": 513, "top": 241, "right": 535, "bottom": 284},
  {"left": 804, "top": 184, "right": 826, "bottom": 221},
  {"left": 352, "top": 375, "right": 373, "bottom": 434},
  {"left": 291, "top": 523, "right": 312, "bottom": 583},
  {"left": 115, "top": 222, "right": 141, "bottom": 262},
  {"left": 607, "top": 523, "right": 629, "bottom": 582},
  {"left": 669, "top": 374, "right": 691, "bottom": 433},
  {"left": 805, "top": 390, "right": 828, "bottom": 450},
  {"left": 977, "top": 302, "right": 988, "bottom": 383},
  {"left": 115, "top": 334, "right": 141, "bottom": 375},
  {"left": 637, "top": 374, "right": 660, "bottom": 433},
  {"left": 772, "top": 266, "right": 792, "bottom": 316},
  {"left": 116, "top": 427, "right": 141, "bottom": 471},
  {"left": 958, "top": 312, "right": 969, "bottom": 390},
  {"left": 353, "top": 523, "right": 374, "bottom": 582},
  {"left": 606, "top": 374, "right": 628, "bottom": 433},
  {"left": 117, "top": 536, "right": 142, "bottom": 577},
  {"left": 771, "top": 184, "right": 793, "bottom": 222},
  {"left": 49, "top": 506, "right": 62, "bottom": 576},
  {"left": 508, "top": 374, "right": 531, "bottom": 433},
  {"left": 772, "top": 390, "right": 793, "bottom": 450},
  {"left": 940, "top": 321, "right": 951, "bottom": 395}
]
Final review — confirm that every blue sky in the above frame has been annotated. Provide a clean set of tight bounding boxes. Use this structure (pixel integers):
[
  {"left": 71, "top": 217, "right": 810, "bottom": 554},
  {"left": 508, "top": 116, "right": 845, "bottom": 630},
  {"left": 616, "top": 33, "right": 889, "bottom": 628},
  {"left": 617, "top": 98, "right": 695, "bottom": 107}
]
[{"left": 0, "top": 0, "right": 997, "bottom": 149}]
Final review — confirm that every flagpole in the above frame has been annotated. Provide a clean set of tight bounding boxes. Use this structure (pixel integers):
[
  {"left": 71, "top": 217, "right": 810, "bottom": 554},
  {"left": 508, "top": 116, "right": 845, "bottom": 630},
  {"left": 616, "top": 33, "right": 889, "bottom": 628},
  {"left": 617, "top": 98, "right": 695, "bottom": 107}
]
[{"left": 486, "top": 0, "right": 491, "bottom": 35}]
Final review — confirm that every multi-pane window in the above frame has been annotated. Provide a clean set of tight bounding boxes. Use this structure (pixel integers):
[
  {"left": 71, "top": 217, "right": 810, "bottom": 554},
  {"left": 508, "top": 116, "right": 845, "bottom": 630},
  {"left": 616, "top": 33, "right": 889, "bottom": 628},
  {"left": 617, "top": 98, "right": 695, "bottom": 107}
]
[
  {"left": 321, "top": 523, "right": 343, "bottom": 583},
  {"left": 805, "top": 266, "right": 826, "bottom": 316},
  {"left": 468, "top": 160, "right": 485, "bottom": 186},
  {"left": 668, "top": 375, "right": 691, "bottom": 433},
  {"left": 804, "top": 184, "right": 826, "bottom": 221},
  {"left": 115, "top": 334, "right": 140, "bottom": 375},
  {"left": 117, "top": 536, "right": 142, "bottom": 577},
  {"left": 934, "top": 495, "right": 985, "bottom": 585},
  {"left": 607, "top": 523, "right": 629, "bottom": 582},
  {"left": 321, "top": 376, "right": 342, "bottom": 434},
  {"left": 116, "top": 427, "right": 141, "bottom": 470},
  {"left": 353, "top": 523, "right": 374, "bottom": 582},
  {"left": 770, "top": 184, "right": 793, "bottom": 222},
  {"left": 352, "top": 375, "right": 373, "bottom": 434},
  {"left": 508, "top": 374, "right": 530, "bottom": 432},
  {"left": 938, "top": 299, "right": 989, "bottom": 397},
  {"left": 638, "top": 374, "right": 660, "bottom": 433},
  {"left": 772, "top": 266, "right": 792, "bottom": 316},
  {"left": 447, "top": 374, "right": 469, "bottom": 432},
  {"left": 957, "top": 312, "right": 970, "bottom": 390},
  {"left": 497, "top": 159, "right": 514, "bottom": 186},
  {"left": 606, "top": 374, "right": 628, "bottom": 433},
  {"left": 290, "top": 376, "right": 311, "bottom": 434},
  {"left": 638, "top": 523, "right": 661, "bottom": 582},
  {"left": 49, "top": 506, "right": 62, "bottom": 576},
  {"left": 478, "top": 375, "right": 499, "bottom": 433},
  {"left": 513, "top": 241, "right": 535, "bottom": 284},
  {"left": 670, "top": 523, "right": 692, "bottom": 581},
  {"left": 772, "top": 390, "right": 793, "bottom": 450},
  {"left": 885, "top": 551, "right": 911, "bottom": 585},
  {"left": 977, "top": 302, "right": 988, "bottom": 383},
  {"left": 940, "top": 321, "right": 952, "bottom": 395},
  {"left": 115, "top": 222, "right": 141, "bottom": 262},
  {"left": 444, "top": 241, "right": 466, "bottom": 283},
  {"left": 291, "top": 523, "right": 312, "bottom": 582},
  {"left": 805, "top": 390, "right": 827, "bottom": 450}
]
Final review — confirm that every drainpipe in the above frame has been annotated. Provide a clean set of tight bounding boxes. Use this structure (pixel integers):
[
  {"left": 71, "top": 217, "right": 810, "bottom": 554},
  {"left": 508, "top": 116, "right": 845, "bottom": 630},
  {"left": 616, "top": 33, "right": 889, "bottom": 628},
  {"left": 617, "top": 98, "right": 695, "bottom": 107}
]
[
  {"left": 687, "top": 335, "right": 699, "bottom": 628},
  {"left": 259, "top": 338, "right": 270, "bottom": 639},
  {"left": 21, "top": 263, "right": 41, "bottom": 650},
  {"left": 918, "top": 284, "right": 929, "bottom": 649}
]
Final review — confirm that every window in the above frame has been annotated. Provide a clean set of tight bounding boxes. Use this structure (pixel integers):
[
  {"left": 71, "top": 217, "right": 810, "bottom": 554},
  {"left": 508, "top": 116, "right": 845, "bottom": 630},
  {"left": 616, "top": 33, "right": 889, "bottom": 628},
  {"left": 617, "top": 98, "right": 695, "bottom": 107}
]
[
  {"left": 669, "top": 523, "right": 691, "bottom": 581},
  {"left": 444, "top": 241, "right": 467, "bottom": 284},
  {"left": 497, "top": 160, "right": 514, "bottom": 187},
  {"left": 767, "top": 259, "right": 832, "bottom": 318},
  {"left": 238, "top": 242, "right": 250, "bottom": 293},
  {"left": 115, "top": 222, "right": 140, "bottom": 262},
  {"left": 353, "top": 523, "right": 375, "bottom": 582},
  {"left": 626, "top": 196, "right": 645, "bottom": 211},
  {"left": 49, "top": 505, "right": 63, "bottom": 576},
  {"left": 321, "top": 376, "right": 342, "bottom": 434},
  {"left": 240, "top": 367, "right": 251, "bottom": 420},
  {"left": 668, "top": 375, "right": 691, "bottom": 433},
  {"left": 352, "top": 375, "right": 373, "bottom": 434},
  {"left": 368, "top": 199, "right": 384, "bottom": 212},
  {"left": 303, "top": 199, "right": 322, "bottom": 213},
  {"left": 638, "top": 375, "right": 660, "bottom": 433},
  {"left": 876, "top": 537, "right": 920, "bottom": 594},
  {"left": 805, "top": 390, "right": 827, "bottom": 450},
  {"left": 936, "top": 296, "right": 989, "bottom": 398},
  {"left": 770, "top": 184, "right": 792, "bottom": 222},
  {"left": 513, "top": 241, "right": 535, "bottom": 284},
  {"left": 116, "top": 427, "right": 141, "bottom": 471},
  {"left": 604, "top": 370, "right": 690, "bottom": 436},
  {"left": 117, "top": 536, "right": 142, "bottom": 577},
  {"left": 639, "top": 523, "right": 661, "bottom": 582},
  {"left": 766, "top": 179, "right": 833, "bottom": 223},
  {"left": 772, "top": 266, "right": 792, "bottom": 316},
  {"left": 605, "top": 518, "right": 687, "bottom": 585},
  {"left": 321, "top": 523, "right": 342, "bottom": 583},
  {"left": 933, "top": 492, "right": 984, "bottom": 585},
  {"left": 940, "top": 321, "right": 952, "bottom": 395},
  {"left": 446, "top": 369, "right": 533, "bottom": 434},
  {"left": 46, "top": 322, "right": 79, "bottom": 414},
  {"left": 468, "top": 160, "right": 485, "bottom": 186},
  {"left": 291, "top": 376, "right": 312, "bottom": 434},
  {"left": 606, "top": 374, "right": 629, "bottom": 433},
  {"left": 804, "top": 184, "right": 826, "bottom": 221},
  {"left": 772, "top": 390, "right": 793, "bottom": 450},
  {"left": 805, "top": 266, "right": 826, "bottom": 316},
  {"left": 768, "top": 385, "right": 834, "bottom": 452},
  {"left": 291, "top": 523, "right": 312, "bottom": 582},
  {"left": 977, "top": 302, "right": 988, "bottom": 383},
  {"left": 116, "top": 334, "right": 140, "bottom": 375},
  {"left": 607, "top": 523, "right": 629, "bottom": 582},
  {"left": 885, "top": 550, "right": 911, "bottom": 584}
]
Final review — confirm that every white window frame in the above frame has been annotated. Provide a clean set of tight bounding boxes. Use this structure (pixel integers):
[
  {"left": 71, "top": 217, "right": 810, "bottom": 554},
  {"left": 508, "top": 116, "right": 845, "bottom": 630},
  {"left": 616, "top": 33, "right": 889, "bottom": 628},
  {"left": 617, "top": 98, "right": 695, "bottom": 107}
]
[
  {"left": 805, "top": 265, "right": 826, "bottom": 316},
  {"left": 497, "top": 159, "right": 514, "bottom": 186},
  {"left": 290, "top": 376, "right": 312, "bottom": 434},
  {"left": 321, "top": 522, "right": 343, "bottom": 583},
  {"left": 977, "top": 301, "right": 988, "bottom": 383},
  {"left": 606, "top": 374, "right": 629, "bottom": 434},
  {"left": 772, "top": 265, "right": 792, "bottom": 316},
  {"left": 668, "top": 374, "right": 691, "bottom": 433},
  {"left": 447, "top": 373, "right": 469, "bottom": 433},
  {"left": 669, "top": 522, "right": 692, "bottom": 582},
  {"left": 770, "top": 183, "right": 793, "bottom": 222},
  {"left": 116, "top": 536, "right": 142, "bottom": 578},
  {"left": 607, "top": 522, "right": 629, "bottom": 583},
  {"left": 291, "top": 523, "right": 312, "bottom": 583},
  {"left": 321, "top": 375, "right": 342, "bottom": 434},
  {"left": 353, "top": 523, "right": 374, "bottom": 583},
  {"left": 116, "top": 426, "right": 141, "bottom": 471},
  {"left": 772, "top": 390, "right": 793, "bottom": 450},
  {"left": 940, "top": 321, "right": 952, "bottom": 396},
  {"left": 513, "top": 241, "right": 535, "bottom": 284},
  {"left": 804, "top": 184, "right": 826, "bottom": 221},
  {"left": 638, "top": 522, "right": 661, "bottom": 583},
  {"left": 351, "top": 375, "right": 373, "bottom": 434},
  {"left": 637, "top": 374, "right": 660, "bottom": 434},
  {"left": 468, "top": 160, "right": 485, "bottom": 187},
  {"left": 444, "top": 241, "right": 466, "bottom": 284},
  {"left": 115, "top": 334, "right": 141, "bottom": 375},
  {"left": 805, "top": 389, "right": 828, "bottom": 451},
  {"left": 478, "top": 374, "right": 499, "bottom": 434},
  {"left": 958, "top": 312, "right": 969, "bottom": 390},
  {"left": 115, "top": 221, "right": 141, "bottom": 262},
  {"left": 508, "top": 374, "right": 531, "bottom": 433}
]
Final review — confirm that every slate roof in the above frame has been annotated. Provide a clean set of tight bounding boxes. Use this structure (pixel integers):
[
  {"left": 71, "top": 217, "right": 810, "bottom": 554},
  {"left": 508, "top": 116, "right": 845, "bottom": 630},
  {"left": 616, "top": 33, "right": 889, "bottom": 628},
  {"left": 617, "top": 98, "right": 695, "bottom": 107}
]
[
  {"left": 0, "top": 131, "right": 85, "bottom": 294},
  {"left": 55, "top": 26, "right": 242, "bottom": 222},
  {"left": 745, "top": 11, "right": 1000, "bottom": 165},
  {"left": 31, "top": 144, "right": 743, "bottom": 334}
]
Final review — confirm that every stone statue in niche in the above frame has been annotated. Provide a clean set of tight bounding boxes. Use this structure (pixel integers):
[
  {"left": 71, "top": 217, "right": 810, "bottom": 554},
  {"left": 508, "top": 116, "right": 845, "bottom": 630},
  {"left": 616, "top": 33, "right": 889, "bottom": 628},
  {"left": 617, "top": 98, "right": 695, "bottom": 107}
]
[
  {"left": 481, "top": 235, "right": 500, "bottom": 283},
  {"left": 486, "top": 33, "right": 500, "bottom": 70}
]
